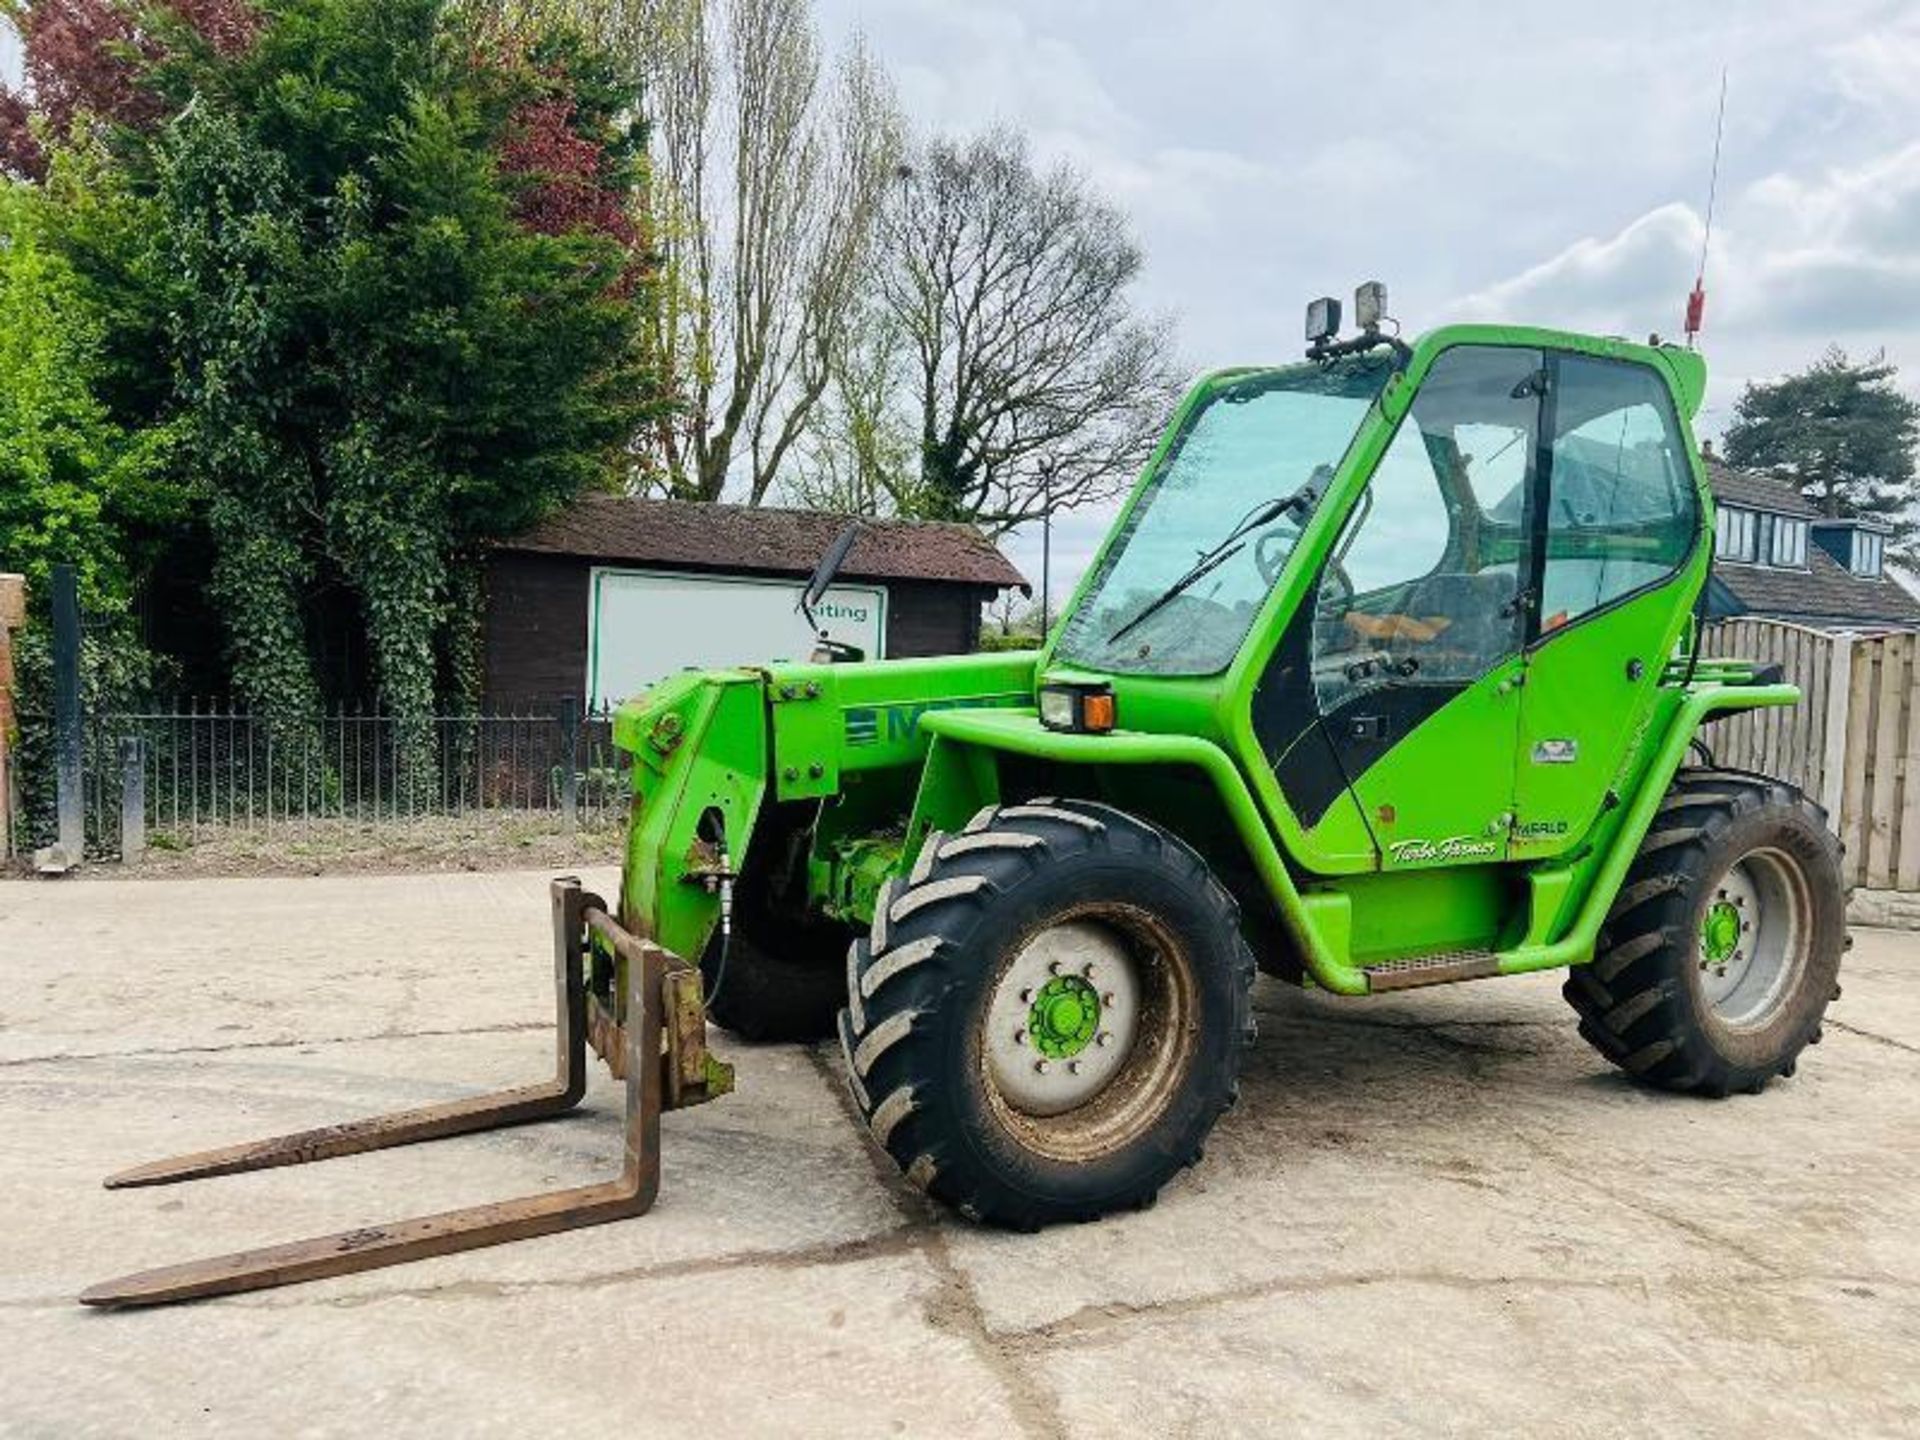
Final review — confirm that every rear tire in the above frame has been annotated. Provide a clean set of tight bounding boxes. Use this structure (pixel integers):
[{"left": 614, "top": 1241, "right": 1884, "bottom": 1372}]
[
  {"left": 1564, "top": 768, "right": 1846, "bottom": 1096},
  {"left": 838, "top": 798, "right": 1256, "bottom": 1227}
]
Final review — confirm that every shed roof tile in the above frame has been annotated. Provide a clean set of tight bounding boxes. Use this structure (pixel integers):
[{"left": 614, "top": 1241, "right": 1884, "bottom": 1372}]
[{"left": 497, "top": 494, "right": 1029, "bottom": 591}]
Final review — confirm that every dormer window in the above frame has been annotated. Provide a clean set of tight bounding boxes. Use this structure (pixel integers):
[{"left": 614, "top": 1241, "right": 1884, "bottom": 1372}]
[
  {"left": 1853, "top": 530, "right": 1885, "bottom": 578},
  {"left": 1811, "top": 520, "right": 1887, "bottom": 579},
  {"left": 1714, "top": 506, "right": 1808, "bottom": 568}
]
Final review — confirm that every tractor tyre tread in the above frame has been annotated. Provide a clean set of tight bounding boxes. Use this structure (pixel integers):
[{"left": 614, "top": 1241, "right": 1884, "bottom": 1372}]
[
  {"left": 837, "top": 798, "right": 1255, "bottom": 1229},
  {"left": 1563, "top": 767, "right": 1846, "bottom": 1095}
]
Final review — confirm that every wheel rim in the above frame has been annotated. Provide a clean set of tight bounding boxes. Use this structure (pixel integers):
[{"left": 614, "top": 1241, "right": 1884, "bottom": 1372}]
[
  {"left": 1698, "top": 847, "right": 1809, "bottom": 1029},
  {"left": 978, "top": 907, "right": 1196, "bottom": 1160}
]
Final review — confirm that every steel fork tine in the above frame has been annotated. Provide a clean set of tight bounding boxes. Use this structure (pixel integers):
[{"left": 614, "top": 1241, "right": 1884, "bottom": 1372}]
[
  {"left": 103, "top": 881, "right": 593, "bottom": 1189},
  {"left": 80, "top": 881, "right": 666, "bottom": 1309}
]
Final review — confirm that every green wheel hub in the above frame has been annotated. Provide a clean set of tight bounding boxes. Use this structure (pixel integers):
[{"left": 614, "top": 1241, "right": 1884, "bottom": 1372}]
[
  {"left": 1027, "top": 975, "right": 1102, "bottom": 1059},
  {"left": 1701, "top": 898, "right": 1742, "bottom": 966}
]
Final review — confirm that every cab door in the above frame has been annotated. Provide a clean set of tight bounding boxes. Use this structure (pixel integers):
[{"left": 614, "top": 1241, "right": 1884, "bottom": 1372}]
[
  {"left": 1511, "top": 353, "right": 1702, "bottom": 857},
  {"left": 1266, "top": 345, "right": 1543, "bottom": 869}
]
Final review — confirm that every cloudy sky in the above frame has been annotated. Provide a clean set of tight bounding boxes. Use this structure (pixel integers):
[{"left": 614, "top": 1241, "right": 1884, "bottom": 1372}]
[
  {"left": 9, "top": 4, "right": 1919, "bottom": 601},
  {"left": 812, "top": 0, "right": 1920, "bottom": 598}
]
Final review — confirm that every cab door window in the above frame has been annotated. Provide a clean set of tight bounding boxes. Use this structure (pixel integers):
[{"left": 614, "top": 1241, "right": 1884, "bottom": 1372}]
[
  {"left": 1538, "top": 355, "right": 1698, "bottom": 632},
  {"left": 1312, "top": 345, "right": 1538, "bottom": 714}
]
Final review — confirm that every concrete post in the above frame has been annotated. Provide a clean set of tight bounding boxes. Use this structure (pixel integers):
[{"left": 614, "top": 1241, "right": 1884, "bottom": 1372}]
[
  {"left": 559, "top": 695, "right": 580, "bottom": 832},
  {"left": 120, "top": 737, "right": 146, "bottom": 863}
]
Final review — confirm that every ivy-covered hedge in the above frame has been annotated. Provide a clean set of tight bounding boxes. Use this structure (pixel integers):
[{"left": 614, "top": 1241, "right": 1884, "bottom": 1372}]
[{"left": 1, "top": 0, "right": 670, "bottom": 788}]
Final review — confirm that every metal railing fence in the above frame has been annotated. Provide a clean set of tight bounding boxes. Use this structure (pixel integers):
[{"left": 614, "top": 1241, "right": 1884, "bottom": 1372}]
[{"left": 9, "top": 699, "right": 631, "bottom": 859}]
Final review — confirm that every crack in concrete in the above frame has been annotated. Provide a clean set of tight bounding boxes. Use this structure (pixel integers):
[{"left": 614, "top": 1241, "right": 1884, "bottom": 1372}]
[
  {"left": 17, "top": 1237, "right": 1916, "bottom": 1319},
  {"left": 9, "top": 1230, "right": 922, "bottom": 1313},
  {"left": 1014, "top": 1268, "right": 1631, "bottom": 1346},
  {"left": 0, "top": 1020, "right": 549, "bottom": 1070},
  {"left": 1000, "top": 1265, "right": 1920, "bottom": 1349},
  {"left": 289, "top": 1228, "right": 931, "bottom": 1309},
  {"left": 1826, "top": 1019, "right": 1920, "bottom": 1057},
  {"left": 802, "top": 1043, "right": 1069, "bottom": 1440},
  {"left": 1510, "top": 1131, "right": 1786, "bottom": 1275}
]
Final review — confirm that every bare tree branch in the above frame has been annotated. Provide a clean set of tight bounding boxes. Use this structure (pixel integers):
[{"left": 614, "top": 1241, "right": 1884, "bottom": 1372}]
[
  {"left": 874, "top": 129, "right": 1182, "bottom": 535},
  {"left": 606, "top": 0, "right": 900, "bottom": 502}
]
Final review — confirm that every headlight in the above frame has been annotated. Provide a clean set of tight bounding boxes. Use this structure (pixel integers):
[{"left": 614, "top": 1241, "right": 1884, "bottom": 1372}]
[{"left": 1038, "top": 683, "right": 1116, "bottom": 734}]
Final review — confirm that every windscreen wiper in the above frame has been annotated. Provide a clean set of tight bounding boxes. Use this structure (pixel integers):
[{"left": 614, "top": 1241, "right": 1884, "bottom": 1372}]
[{"left": 1105, "top": 480, "right": 1321, "bottom": 648}]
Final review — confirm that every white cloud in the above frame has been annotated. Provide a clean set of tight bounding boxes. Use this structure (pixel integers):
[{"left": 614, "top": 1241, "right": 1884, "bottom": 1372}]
[
  {"left": 1444, "top": 128, "right": 1920, "bottom": 433},
  {"left": 1444, "top": 203, "right": 1706, "bottom": 340},
  {"left": 1823, "top": 13, "right": 1920, "bottom": 116}
]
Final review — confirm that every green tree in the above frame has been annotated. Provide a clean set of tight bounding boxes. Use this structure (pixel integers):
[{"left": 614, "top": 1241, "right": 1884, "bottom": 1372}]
[
  {"left": 1723, "top": 347, "right": 1920, "bottom": 558},
  {"left": 0, "top": 176, "right": 180, "bottom": 614},
  {"left": 8, "top": 0, "right": 668, "bottom": 773}
]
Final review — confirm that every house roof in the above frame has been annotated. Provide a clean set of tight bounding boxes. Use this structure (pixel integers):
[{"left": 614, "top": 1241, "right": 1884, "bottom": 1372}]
[
  {"left": 1700, "top": 454, "right": 1920, "bottom": 629},
  {"left": 1703, "top": 458, "right": 1821, "bottom": 518},
  {"left": 496, "top": 494, "right": 1029, "bottom": 592},
  {"left": 1711, "top": 542, "right": 1920, "bottom": 629}
]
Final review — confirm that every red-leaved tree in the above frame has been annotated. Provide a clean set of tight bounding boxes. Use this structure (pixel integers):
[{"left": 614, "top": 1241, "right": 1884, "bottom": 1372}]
[
  {"left": 497, "top": 94, "right": 637, "bottom": 246},
  {"left": 0, "top": 0, "right": 259, "bottom": 179}
]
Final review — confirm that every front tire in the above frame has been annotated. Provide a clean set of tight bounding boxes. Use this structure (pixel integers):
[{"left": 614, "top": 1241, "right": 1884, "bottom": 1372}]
[
  {"left": 838, "top": 798, "right": 1256, "bottom": 1227},
  {"left": 1565, "top": 769, "right": 1846, "bottom": 1096}
]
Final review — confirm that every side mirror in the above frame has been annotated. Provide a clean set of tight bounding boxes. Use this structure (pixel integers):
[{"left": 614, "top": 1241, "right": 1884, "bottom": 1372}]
[
  {"left": 799, "top": 522, "right": 863, "bottom": 660},
  {"left": 803, "top": 522, "right": 861, "bottom": 613}
]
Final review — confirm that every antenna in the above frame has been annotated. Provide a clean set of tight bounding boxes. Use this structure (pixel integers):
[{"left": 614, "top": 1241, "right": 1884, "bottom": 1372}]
[{"left": 1684, "top": 68, "right": 1728, "bottom": 348}]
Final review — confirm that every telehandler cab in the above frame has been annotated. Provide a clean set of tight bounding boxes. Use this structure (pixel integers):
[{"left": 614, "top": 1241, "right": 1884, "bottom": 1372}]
[{"left": 86, "top": 290, "right": 1847, "bottom": 1307}]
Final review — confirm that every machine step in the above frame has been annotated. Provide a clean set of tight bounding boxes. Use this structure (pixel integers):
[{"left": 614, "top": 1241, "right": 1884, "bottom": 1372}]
[{"left": 1362, "top": 950, "right": 1501, "bottom": 992}]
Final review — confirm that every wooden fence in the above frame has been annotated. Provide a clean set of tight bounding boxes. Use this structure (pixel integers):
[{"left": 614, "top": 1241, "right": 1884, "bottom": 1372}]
[{"left": 1703, "top": 618, "right": 1920, "bottom": 891}]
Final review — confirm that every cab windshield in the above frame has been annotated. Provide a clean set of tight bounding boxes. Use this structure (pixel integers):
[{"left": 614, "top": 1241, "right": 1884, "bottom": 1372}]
[{"left": 1055, "top": 355, "right": 1393, "bottom": 676}]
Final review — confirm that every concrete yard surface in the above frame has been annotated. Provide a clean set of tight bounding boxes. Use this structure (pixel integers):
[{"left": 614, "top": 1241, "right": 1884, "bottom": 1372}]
[{"left": 3, "top": 868, "right": 1918, "bottom": 1438}]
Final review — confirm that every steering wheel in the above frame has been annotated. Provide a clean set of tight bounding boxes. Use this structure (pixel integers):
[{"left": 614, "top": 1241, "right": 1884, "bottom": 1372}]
[{"left": 1255, "top": 529, "right": 1297, "bottom": 586}]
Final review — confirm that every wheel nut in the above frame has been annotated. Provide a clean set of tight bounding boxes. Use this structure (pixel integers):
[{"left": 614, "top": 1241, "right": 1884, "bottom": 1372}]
[
  {"left": 1048, "top": 961, "right": 1063, "bottom": 976},
  {"left": 1068, "top": 1061, "right": 1082, "bottom": 1075},
  {"left": 1097, "top": 1031, "right": 1113, "bottom": 1047},
  {"left": 1083, "top": 962, "right": 1097, "bottom": 978},
  {"left": 1103, "top": 992, "right": 1117, "bottom": 1007},
  {"left": 1034, "top": 1060, "right": 1050, "bottom": 1075},
  {"left": 1019, "top": 988, "right": 1033, "bottom": 1003},
  {"left": 1014, "top": 1029, "right": 1027, "bottom": 1046}
]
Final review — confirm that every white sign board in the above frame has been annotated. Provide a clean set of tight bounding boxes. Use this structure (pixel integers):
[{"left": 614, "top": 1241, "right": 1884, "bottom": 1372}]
[{"left": 587, "top": 568, "right": 887, "bottom": 707}]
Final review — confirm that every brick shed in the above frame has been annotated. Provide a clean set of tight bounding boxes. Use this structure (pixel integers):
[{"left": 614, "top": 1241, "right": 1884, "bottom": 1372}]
[{"left": 485, "top": 495, "right": 1029, "bottom": 705}]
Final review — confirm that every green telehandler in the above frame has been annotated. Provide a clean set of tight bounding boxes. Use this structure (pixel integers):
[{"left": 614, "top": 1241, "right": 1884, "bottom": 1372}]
[{"left": 86, "top": 290, "right": 1847, "bottom": 1307}]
